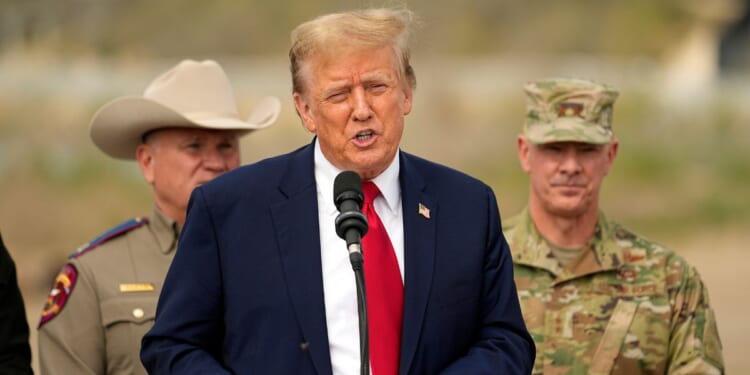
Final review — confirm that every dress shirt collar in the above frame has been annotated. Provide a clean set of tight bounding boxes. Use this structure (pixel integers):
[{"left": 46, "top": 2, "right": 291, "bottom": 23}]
[
  {"left": 313, "top": 139, "right": 401, "bottom": 216},
  {"left": 150, "top": 207, "right": 180, "bottom": 254}
]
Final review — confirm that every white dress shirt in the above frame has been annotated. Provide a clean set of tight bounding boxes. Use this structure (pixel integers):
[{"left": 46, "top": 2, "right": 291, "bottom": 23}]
[{"left": 314, "top": 140, "right": 404, "bottom": 375}]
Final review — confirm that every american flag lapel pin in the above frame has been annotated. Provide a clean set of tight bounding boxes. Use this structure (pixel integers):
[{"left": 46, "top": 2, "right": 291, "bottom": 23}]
[{"left": 418, "top": 203, "right": 431, "bottom": 219}]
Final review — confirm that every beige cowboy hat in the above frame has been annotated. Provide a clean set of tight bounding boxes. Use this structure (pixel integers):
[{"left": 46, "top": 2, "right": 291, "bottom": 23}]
[{"left": 89, "top": 59, "right": 281, "bottom": 159}]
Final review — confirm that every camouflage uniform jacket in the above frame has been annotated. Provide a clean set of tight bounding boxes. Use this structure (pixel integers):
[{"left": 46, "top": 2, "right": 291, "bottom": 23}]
[
  {"left": 504, "top": 208, "right": 723, "bottom": 375},
  {"left": 38, "top": 208, "right": 179, "bottom": 375}
]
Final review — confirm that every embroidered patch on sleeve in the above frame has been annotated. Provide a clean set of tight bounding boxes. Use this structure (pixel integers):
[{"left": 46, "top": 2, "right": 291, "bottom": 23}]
[{"left": 39, "top": 263, "right": 78, "bottom": 327}]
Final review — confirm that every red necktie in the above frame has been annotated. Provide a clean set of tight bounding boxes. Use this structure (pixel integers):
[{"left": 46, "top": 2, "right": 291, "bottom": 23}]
[{"left": 362, "top": 181, "right": 403, "bottom": 375}]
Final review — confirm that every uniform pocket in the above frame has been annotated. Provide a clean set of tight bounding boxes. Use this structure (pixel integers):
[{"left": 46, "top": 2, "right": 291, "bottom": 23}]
[
  {"left": 100, "top": 295, "right": 157, "bottom": 326},
  {"left": 99, "top": 295, "right": 158, "bottom": 373}
]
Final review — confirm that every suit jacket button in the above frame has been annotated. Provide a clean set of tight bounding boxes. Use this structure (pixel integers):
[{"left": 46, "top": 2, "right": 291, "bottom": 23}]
[{"left": 299, "top": 342, "right": 309, "bottom": 350}]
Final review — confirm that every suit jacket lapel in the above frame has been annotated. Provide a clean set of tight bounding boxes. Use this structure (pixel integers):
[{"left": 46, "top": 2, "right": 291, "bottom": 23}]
[
  {"left": 398, "top": 152, "right": 437, "bottom": 375},
  {"left": 270, "top": 143, "right": 333, "bottom": 375}
]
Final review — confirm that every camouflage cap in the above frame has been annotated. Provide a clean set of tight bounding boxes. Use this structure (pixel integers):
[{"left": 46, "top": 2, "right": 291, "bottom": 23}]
[{"left": 523, "top": 78, "right": 619, "bottom": 144}]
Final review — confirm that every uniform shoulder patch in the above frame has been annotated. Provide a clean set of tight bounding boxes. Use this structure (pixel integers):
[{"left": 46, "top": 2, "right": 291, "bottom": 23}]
[
  {"left": 68, "top": 217, "right": 149, "bottom": 259},
  {"left": 39, "top": 263, "right": 78, "bottom": 327}
]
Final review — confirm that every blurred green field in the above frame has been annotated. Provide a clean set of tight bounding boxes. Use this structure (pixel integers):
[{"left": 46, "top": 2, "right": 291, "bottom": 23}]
[{"left": 1, "top": 57, "right": 749, "bottom": 372}]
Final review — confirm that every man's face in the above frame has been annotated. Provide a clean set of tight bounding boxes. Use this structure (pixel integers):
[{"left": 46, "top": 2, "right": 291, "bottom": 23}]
[
  {"left": 293, "top": 46, "right": 413, "bottom": 180},
  {"left": 136, "top": 128, "right": 241, "bottom": 223},
  {"left": 518, "top": 136, "right": 618, "bottom": 218}
]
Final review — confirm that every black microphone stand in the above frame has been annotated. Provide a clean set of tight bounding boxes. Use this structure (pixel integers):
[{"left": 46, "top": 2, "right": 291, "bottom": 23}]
[
  {"left": 347, "top": 244, "right": 369, "bottom": 375},
  {"left": 333, "top": 171, "right": 370, "bottom": 375}
]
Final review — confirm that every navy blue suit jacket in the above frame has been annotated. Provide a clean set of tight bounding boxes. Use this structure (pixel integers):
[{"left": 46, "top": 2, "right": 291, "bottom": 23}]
[{"left": 141, "top": 142, "right": 534, "bottom": 374}]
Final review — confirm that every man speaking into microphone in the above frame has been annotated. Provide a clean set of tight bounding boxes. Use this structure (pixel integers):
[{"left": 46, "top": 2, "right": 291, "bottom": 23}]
[{"left": 142, "top": 7, "right": 535, "bottom": 375}]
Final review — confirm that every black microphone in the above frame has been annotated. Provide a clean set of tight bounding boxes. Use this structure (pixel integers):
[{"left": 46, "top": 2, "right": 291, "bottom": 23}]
[{"left": 333, "top": 171, "right": 369, "bottom": 253}]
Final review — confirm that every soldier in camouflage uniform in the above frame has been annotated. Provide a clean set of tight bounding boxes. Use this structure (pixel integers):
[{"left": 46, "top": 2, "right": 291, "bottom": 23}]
[
  {"left": 504, "top": 78, "right": 724, "bottom": 374},
  {"left": 37, "top": 60, "right": 280, "bottom": 375}
]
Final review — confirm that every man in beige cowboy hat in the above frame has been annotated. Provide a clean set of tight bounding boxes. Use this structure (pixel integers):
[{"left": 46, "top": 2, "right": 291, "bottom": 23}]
[{"left": 37, "top": 59, "right": 280, "bottom": 375}]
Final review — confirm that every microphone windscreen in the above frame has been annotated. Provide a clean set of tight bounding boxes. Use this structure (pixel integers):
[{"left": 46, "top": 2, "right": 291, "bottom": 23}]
[{"left": 333, "top": 171, "right": 363, "bottom": 204}]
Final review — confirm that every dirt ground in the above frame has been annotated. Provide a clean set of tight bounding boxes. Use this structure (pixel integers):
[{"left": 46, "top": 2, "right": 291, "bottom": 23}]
[
  {"left": 673, "top": 228, "right": 749, "bottom": 374},
  {"left": 18, "top": 228, "right": 748, "bottom": 373}
]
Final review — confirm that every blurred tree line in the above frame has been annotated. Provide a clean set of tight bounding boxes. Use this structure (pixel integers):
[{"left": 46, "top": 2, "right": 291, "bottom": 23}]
[{"left": 0, "top": 0, "right": 711, "bottom": 58}]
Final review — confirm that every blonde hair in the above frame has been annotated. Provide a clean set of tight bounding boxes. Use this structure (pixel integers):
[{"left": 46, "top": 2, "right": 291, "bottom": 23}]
[{"left": 289, "top": 7, "right": 417, "bottom": 94}]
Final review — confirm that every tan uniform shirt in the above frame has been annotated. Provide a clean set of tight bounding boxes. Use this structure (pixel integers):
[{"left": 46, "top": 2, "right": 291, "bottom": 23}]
[
  {"left": 504, "top": 208, "right": 724, "bottom": 375},
  {"left": 38, "top": 208, "right": 179, "bottom": 375}
]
